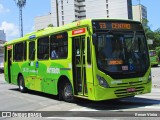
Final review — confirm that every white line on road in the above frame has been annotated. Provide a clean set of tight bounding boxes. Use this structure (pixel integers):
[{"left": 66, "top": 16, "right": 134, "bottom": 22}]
[{"left": 70, "top": 107, "right": 98, "bottom": 111}]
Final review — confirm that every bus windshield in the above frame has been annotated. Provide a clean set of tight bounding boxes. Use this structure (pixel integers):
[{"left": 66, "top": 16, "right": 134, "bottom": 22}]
[{"left": 95, "top": 31, "right": 149, "bottom": 76}]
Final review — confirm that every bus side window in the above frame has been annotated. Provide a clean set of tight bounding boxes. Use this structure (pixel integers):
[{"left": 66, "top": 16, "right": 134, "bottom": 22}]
[
  {"left": 37, "top": 36, "right": 49, "bottom": 60},
  {"left": 29, "top": 41, "right": 35, "bottom": 61},
  {"left": 50, "top": 32, "right": 68, "bottom": 59},
  {"left": 23, "top": 42, "right": 27, "bottom": 61},
  {"left": 14, "top": 42, "right": 24, "bottom": 61}
]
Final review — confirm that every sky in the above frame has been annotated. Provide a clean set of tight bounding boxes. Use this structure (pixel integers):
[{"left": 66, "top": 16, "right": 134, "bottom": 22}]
[{"left": 0, "top": 0, "right": 159, "bottom": 41}]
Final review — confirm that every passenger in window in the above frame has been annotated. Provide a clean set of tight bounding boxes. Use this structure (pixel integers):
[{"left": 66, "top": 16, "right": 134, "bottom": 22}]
[{"left": 51, "top": 48, "right": 58, "bottom": 59}]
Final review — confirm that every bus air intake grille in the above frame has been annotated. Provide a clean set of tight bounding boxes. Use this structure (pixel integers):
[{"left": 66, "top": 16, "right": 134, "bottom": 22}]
[{"left": 114, "top": 87, "right": 144, "bottom": 98}]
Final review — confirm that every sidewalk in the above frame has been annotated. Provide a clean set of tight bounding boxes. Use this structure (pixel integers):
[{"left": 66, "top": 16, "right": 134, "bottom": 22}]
[{"left": 0, "top": 73, "right": 5, "bottom": 84}]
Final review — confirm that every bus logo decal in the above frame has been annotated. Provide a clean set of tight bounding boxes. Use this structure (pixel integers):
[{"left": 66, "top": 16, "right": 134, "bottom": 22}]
[
  {"left": 72, "top": 28, "right": 86, "bottom": 35},
  {"left": 47, "top": 67, "right": 60, "bottom": 74}
]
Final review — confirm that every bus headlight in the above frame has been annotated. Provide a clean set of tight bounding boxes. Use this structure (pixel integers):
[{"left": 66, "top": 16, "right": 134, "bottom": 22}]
[
  {"left": 147, "top": 73, "right": 152, "bottom": 83},
  {"left": 97, "top": 75, "right": 109, "bottom": 88}
]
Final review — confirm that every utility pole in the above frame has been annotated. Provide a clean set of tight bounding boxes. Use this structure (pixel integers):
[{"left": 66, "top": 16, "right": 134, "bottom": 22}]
[
  {"left": 56, "top": 0, "right": 68, "bottom": 27},
  {"left": 14, "top": 0, "right": 26, "bottom": 37},
  {"left": 56, "top": 0, "right": 59, "bottom": 27}
]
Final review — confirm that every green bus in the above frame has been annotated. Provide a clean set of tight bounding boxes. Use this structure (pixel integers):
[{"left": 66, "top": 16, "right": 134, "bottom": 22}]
[
  {"left": 149, "top": 50, "right": 159, "bottom": 66},
  {"left": 4, "top": 19, "right": 151, "bottom": 102}
]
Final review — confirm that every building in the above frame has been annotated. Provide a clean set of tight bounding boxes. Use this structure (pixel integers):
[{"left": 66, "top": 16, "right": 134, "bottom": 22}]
[
  {"left": 0, "top": 30, "right": 6, "bottom": 41},
  {"left": 0, "top": 30, "right": 6, "bottom": 54},
  {"left": 0, "top": 30, "right": 6, "bottom": 71},
  {"left": 132, "top": 4, "right": 147, "bottom": 22},
  {"left": 34, "top": 13, "right": 52, "bottom": 30},
  {"left": 85, "top": 0, "right": 132, "bottom": 20},
  {"left": 51, "top": 0, "right": 133, "bottom": 27},
  {"left": 35, "top": 0, "right": 133, "bottom": 30}
]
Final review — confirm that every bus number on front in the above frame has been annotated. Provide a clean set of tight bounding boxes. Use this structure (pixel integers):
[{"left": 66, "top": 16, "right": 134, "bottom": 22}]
[{"left": 99, "top": 22, "right": 107, "bottom": 29}]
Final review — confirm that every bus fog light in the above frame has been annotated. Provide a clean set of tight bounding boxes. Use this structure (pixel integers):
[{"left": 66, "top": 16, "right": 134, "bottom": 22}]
[{"left": 97, "top": 75, "right": 109, "bottom": 88}]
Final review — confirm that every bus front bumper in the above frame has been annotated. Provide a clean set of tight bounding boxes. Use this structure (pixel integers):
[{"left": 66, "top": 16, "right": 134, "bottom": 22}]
[{"left": 93, "top": 82, "right": 151, "bottom": 101}]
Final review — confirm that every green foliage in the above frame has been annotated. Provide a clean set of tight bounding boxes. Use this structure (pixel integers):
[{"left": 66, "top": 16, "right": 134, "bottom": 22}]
[
  {"left": 142, "top": 18, "right": 160, "bottom": 50},
  {"left": 156, "top": 46, "right": 160, "bottom": 57},
  {"left": 48, "top": 24, "right": 54, "bottom": 27},
  {"left": 72, "top": 20, "right": 78, "bottom": 22}
]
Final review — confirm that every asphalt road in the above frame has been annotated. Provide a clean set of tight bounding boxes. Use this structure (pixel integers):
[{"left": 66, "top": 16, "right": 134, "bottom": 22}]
[{"left": 0, "top": 66, "right": 160, "bottom": 119}]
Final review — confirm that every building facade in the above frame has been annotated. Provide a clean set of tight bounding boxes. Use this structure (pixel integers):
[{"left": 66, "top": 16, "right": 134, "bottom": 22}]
[
  {"left": 0, "top": 30, "right": 6, "bottom": 69},
  {"left": 86, "top": 0, "right": 132, "bottom": 20},
  {"left": 51, "top": 0, "right": 133, "bottom": 27},
  {"left": 35, "top": 0, "right": 133, "bottom": 30},
  {"left": 0, "top": 30, "right": 6, "bottom": 41},
  {"left": 132, "top": 4, "right": 147, "bottom": 22},
  {"left": 0, "top": 30, "right": 6, "bottom": 54},
  {"left": 34, "top": 14, "right": 52, "bottom": 30}
]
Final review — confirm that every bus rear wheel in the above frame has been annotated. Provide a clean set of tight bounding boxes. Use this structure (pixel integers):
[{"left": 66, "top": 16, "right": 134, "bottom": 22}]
[
  {"left": 61, "top": 81, "right": 74, "bottom": 102},
  {"left": 18, "top": 75, "right": 27, "bottom": 93}
]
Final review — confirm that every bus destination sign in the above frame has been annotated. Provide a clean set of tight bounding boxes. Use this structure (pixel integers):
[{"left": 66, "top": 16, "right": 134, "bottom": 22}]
[
  {"left": 112, "top": 23, "right": 131, "bottom": 29},
  {"left": 92, "top": 21, "right": 143, "bottom": 30}
]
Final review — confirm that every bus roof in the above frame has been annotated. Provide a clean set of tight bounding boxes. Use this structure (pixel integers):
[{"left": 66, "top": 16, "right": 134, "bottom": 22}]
[{"left": 4, "top": 18, "right": 141, "bottom": 46}]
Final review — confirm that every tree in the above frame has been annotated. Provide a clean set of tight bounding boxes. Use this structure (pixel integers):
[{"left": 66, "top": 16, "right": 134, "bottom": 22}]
[
  {"left": 142, "top": 18, "right": 154, "bottom": 40},
  {"left": 142, "top": 19, "right": 160, "bottom": 50},
  {"left": 72, "top": 20, "right": 78, "bottom": 22},
  {"left": 48, "top": 24, "right": 54, "bottom": 27},
  {"left": 154, "top": 28, "right": 160, "bottom": 60}
]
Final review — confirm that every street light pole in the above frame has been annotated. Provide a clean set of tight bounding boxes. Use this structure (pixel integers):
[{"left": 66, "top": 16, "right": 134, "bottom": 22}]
[
  {"left": 19, "top": 6, "right": 23, "bottom": 37},
  {"left": 56, "top": 0, "right": 59, "bottom": 27},
  {"left": 14, "top": 0, "right": 26, "bottom": 37},
  {"left": 56, "top": 0, "right": 68, "bottom": 27}
]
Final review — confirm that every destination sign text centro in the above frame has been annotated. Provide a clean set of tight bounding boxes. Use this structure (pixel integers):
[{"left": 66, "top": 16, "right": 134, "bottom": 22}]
[{"left": 112, "top": 23, "right": 131, "bottom": 29}]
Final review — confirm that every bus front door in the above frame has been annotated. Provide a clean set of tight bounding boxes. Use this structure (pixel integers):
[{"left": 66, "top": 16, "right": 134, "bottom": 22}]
[
  {"left": 28, "top": 41, "right": 38, "bottom": 90},
  {"left": 73, "top": 36, "right": 88, "bottom": 96},
  {"left": 7, "top": 50, "right": 12, "bottom": 83}
]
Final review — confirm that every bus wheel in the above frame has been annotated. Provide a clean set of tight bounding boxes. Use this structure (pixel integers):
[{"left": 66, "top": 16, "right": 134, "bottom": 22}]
[
  {"left": 62, "top": 81, "right": 74, "bottom": 102},
  {"left": 18, "top": 75, "right": 27, "bottom": 93}
]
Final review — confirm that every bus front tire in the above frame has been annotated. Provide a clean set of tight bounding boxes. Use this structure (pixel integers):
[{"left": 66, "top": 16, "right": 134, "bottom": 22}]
[
  {"left": 60, "top": 81, "right": 75, "bottom": 102},
  {"left": 18, "top": 75, "right": 27, "bottom": 93}
]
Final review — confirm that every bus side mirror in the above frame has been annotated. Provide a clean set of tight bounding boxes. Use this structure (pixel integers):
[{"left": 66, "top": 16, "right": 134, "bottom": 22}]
[{"left": 92, "top": 33, "right": 97, "bottom": 45}]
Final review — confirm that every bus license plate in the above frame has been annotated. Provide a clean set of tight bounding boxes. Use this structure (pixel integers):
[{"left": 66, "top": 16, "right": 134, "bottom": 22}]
[{"left": 127, "top": 88, "right": 136, "bottom": 92}]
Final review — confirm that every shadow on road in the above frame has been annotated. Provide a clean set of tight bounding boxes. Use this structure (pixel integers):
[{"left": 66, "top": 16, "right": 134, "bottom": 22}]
[
  {"left": 9, "top": 88, "right": 59, "bottom": 100},
  {"left": 74, "top": 97, "right": 160, "bottom": 111},
  {"left": 9, "top": 88, "right": 160, "bottom": 111}
]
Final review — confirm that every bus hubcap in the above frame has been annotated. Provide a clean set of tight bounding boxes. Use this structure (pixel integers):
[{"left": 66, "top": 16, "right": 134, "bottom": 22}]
[
  {"left": 64, "top": 84, "right": 72, "bottom": 99},
  {"left": 19, "top": 79, "right": 23, "bottom": 90}
]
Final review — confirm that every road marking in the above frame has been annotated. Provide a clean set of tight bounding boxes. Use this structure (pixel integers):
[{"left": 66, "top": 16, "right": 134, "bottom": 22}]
[
  {"left": 142, "top": 106, "right": 160, "bottom": 109},
  {"left": 47, "top": 117, "right": 96, "bottom": 120},
  {"left": 70, "top": 107, "right": 98, "bottom": 111}
]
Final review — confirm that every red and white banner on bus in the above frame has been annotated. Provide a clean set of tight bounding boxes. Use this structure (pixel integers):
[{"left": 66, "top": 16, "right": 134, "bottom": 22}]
[
  {"left": 72, "top": 28, "right": 86, "bottom": 35},
  {"left": 7, "top": 45, "right": 13, "bottom": 50}
]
